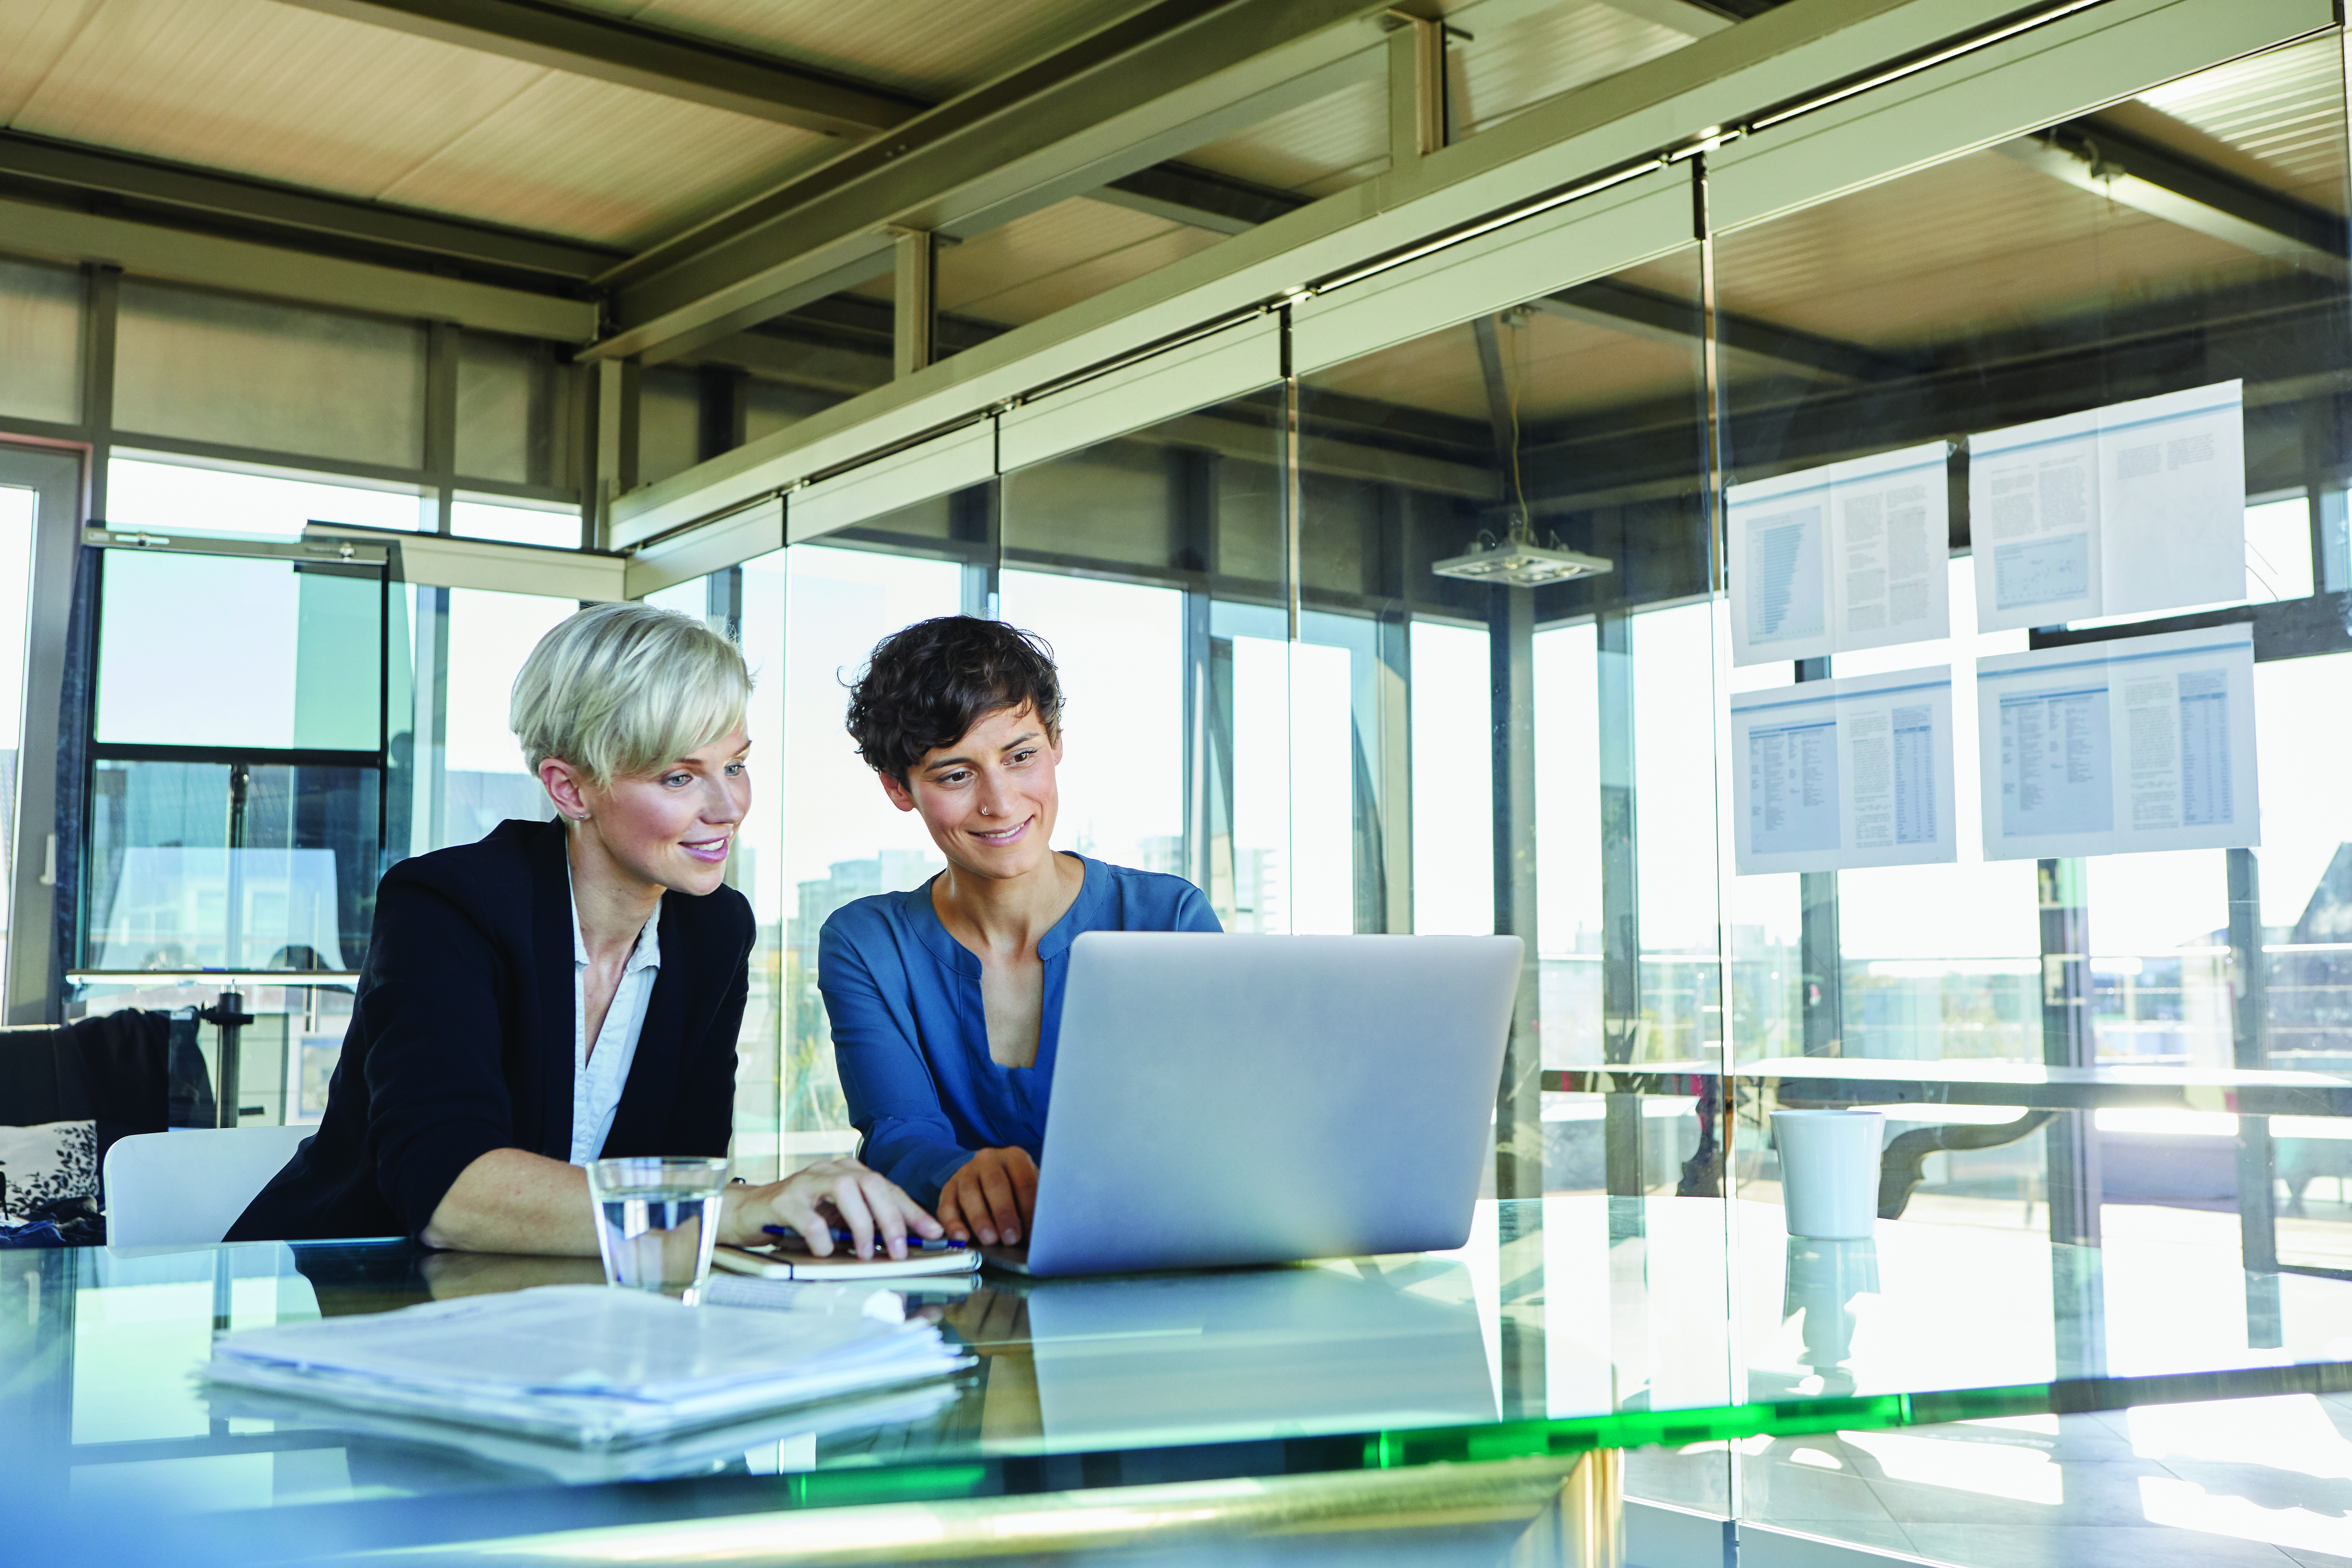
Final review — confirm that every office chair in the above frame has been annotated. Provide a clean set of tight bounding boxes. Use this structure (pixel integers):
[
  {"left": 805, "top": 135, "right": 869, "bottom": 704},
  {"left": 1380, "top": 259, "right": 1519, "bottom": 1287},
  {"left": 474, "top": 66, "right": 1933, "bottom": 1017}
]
[{"left": 102, "top": 1125, "right": 313, "bottom": 1248}]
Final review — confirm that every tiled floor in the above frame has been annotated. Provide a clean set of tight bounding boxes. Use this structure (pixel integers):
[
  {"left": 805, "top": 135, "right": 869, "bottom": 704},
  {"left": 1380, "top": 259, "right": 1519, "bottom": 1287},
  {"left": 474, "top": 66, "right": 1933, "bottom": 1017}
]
[{"left": 1724, "top": 1393, "right": 2352, "bottom": 1566}]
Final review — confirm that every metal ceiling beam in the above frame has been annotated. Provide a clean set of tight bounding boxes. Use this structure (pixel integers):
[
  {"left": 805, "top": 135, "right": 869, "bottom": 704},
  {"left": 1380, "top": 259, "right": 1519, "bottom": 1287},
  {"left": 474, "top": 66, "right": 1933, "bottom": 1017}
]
[
  {"left": 1996, "top": 115, "right": 2347, "bottom": 270},
  {"left": 1530, "top": 278, "right": 1914, "bottom": 382},
  {"left": 590, "top": 0, "right": 1396, "bottom": 363},
  {"left": 1097, "top": 163, "right": 1311, "bottom": 235},
  {"left": 274, "top": 0, "right": 926, "bottom": 137},
  {"left": 0, "top": 192, "right": 596, "bottom": 338},
  {"left": 0, "top": 129, "right": 618, "bottom": 282},
  {"left": 608, "top": 0, "right": 2137, "bottom": 546}
]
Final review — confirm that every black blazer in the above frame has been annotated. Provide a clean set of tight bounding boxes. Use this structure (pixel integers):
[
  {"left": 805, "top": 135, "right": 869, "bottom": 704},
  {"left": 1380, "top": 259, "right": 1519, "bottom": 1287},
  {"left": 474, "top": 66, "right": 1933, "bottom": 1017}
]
[{"left": 229, "top": 818, "right": 754, "bottom": 1244}]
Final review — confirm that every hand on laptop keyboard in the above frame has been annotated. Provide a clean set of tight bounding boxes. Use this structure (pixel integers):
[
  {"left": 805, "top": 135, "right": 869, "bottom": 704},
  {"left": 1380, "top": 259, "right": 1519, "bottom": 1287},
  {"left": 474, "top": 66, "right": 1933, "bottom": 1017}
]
[{"left": 938, "top": 1146, "right": 1038, "bottom": 1246}]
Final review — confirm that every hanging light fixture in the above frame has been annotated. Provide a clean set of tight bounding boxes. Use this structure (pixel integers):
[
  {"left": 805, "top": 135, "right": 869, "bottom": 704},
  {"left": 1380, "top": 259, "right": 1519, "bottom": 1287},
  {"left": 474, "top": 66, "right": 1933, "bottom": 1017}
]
[{"left": 1432, "top": 514, "right": 1612, "bottom": 588}]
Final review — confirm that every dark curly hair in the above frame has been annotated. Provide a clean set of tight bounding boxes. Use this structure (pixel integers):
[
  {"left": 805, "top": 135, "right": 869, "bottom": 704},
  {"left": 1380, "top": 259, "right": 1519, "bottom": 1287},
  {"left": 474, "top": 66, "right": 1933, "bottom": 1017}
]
[{"left": 845, "top": 616, "right": 1064, "bottom": 783}]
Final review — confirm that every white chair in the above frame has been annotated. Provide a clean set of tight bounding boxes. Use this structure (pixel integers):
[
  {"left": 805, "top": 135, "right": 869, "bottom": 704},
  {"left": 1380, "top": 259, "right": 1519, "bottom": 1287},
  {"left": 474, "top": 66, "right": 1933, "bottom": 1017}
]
[{"left": 103, "top": 1125, "right": 313, "bottom": 1248}]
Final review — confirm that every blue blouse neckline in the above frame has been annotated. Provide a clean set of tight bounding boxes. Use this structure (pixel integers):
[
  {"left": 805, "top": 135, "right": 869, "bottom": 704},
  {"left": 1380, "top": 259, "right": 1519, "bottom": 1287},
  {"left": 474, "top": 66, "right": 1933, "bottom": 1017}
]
[{"left": 897, "top": 851, "right": 1105, "bottom": 978}]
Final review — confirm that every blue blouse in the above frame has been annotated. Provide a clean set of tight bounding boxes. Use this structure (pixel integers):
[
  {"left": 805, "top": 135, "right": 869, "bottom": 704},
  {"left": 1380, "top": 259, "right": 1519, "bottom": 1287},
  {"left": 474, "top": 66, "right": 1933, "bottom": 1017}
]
[{"left": 819, "top": 853, "right": 1221, "bottom": 1205}]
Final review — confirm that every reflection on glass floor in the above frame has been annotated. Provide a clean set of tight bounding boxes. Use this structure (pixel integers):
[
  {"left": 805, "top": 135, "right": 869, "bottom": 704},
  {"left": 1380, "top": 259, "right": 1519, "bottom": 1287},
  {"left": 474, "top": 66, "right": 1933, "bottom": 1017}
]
[{"left": 1723, "top": 1395, "right": 2352, "bottom": 1568}]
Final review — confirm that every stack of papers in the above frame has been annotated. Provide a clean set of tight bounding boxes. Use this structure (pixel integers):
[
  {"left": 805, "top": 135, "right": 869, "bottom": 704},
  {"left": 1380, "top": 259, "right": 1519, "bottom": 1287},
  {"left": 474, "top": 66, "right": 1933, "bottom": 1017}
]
[
  {"left": 206, "top": 1380, "right": 962, "bottom": 1485},
  {"left": 203, "top": 1284, "right": 972, "bottom": 1445}
]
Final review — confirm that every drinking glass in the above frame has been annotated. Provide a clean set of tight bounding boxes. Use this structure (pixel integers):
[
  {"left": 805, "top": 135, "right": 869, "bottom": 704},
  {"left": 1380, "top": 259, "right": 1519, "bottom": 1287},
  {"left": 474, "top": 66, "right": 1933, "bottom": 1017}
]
[{"left": 585, "top": 1155, "right": 730, "bottom": 1302}]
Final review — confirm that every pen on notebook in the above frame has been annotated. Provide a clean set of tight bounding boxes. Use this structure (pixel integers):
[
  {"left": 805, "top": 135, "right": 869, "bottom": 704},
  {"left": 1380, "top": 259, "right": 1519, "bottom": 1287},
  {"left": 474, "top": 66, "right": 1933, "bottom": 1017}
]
[{"left": 763, "top": 1225, "right": 968, "bottom": 1251}]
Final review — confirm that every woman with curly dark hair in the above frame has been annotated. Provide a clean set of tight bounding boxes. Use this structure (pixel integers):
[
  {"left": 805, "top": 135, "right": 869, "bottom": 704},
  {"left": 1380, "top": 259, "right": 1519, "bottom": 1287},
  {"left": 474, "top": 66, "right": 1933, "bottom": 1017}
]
[{"left": 820, "top": 616, "right": 1220, "bottom": 1249}]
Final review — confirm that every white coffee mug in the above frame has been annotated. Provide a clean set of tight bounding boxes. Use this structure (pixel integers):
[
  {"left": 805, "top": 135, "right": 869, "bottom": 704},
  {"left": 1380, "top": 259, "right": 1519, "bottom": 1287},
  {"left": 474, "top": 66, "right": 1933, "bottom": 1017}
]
[{"left": 1771, "top": 1109, "right": 1885, "bottom": 1239}]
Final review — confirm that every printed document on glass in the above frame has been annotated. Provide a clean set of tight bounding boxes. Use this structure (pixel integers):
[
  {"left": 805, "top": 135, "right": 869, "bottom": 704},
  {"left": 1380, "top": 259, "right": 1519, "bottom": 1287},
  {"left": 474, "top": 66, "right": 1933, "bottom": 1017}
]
[
  {"left": 1975, "top": 625, "right": 2258, "bottom": 861},
  {"left": 1729, "top": 666, "right": 1957, "bottom": 875},
  {"left": 1969, "top": 381, "right": 2244, "bottom": 632},
  {"left": 1728, "top": 442, "right": 1951, "bottom": 666}
]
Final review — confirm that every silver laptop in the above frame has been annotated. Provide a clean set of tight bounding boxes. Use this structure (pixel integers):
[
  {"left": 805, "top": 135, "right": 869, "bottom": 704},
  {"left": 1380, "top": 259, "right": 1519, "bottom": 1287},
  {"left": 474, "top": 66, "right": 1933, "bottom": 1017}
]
[{"left": 984, "top": 931, "right": 1524, "bottom": 1278}]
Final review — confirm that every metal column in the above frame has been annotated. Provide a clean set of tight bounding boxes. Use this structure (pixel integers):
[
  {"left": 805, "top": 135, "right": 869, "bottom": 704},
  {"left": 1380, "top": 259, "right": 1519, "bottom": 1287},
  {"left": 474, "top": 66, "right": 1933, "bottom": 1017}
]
[
  {"left": 892, "top": 227, "right": 939, "bottom": 379},
  {"left": 1795, "top": 657, "right": 1843, "bottom": 1057},
  {"left": 1596, "top": 510, "right": 1644, "bottom": 1221},
  {"left": 2230, "top": 846, "right": 2282, "bottom": 1345},
  {"left": 2039, "top": 855, "right": 2105, "bottom": 1377},
  {"left": 1492, "top": 581, "right": 1541, "bottom": 1199},
  {"left": 952, "top": 483, "right": 998, "bottom": 620}
]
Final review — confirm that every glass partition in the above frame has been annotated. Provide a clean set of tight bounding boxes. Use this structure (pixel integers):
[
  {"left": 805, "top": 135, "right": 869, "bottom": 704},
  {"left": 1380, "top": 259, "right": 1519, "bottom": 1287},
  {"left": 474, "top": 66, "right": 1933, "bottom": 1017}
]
[
  {"left": 779, "top": 530, "right": 963, "bottom": 1163},
  {"left": 1295, "top": 238, "right": 1732, "bottom": 1511},
  {"left": 997, "top": 391, "right": 1292, "bottom": 930},
  {"left": 1706, "top": 28, "right": 2352, "bottom": 1549}
]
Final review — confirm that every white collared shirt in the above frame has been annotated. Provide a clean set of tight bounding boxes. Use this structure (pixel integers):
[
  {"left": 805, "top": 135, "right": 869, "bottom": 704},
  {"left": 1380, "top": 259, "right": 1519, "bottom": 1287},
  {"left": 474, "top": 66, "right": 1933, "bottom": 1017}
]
[{"left": 569, "top": 879, "right": 662, "bottom": 1166}]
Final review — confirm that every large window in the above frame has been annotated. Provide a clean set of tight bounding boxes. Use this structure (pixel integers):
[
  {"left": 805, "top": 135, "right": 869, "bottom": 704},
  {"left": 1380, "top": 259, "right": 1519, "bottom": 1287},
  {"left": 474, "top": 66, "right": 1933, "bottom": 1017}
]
[{"left": 780, "top": 539, "right": 962, "bottom": 1154}]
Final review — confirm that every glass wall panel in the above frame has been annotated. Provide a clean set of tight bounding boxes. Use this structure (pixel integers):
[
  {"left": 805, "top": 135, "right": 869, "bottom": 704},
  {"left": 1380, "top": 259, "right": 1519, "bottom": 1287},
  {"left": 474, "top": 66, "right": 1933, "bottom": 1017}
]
[
  {"left": 623, "top": 558, "right": 790, "bottom": 1179},
  {"left": 995, "top": 570, "right": 1184, "bottom": 876},
  {"left": 0, "top": 478, "right": 39, "bottom": 995},
  {"left": 636, "top": 365, "right": 702, "bottom": 489},
  {"left": 781, "top": 538, "right": 961, "bottom": 1159},
  {"left": 450, "top": 494, "right": 580, "bottom": 548},
  {"left": 428, "top": 587, "right": 575, "bottom": 851},
  {"left": 997, "top": 393, "right": 1293, "bottom": 932},
  {"left": 114, "top": 282, "right": 425, "bottom": 468},
  {"left": 1295, "top": 233, "right": 1728, "bottom": 1509},
  {"left": 1709, "top": 31, "right": 2352, "bottom": 1548},
  {"left": 94, "top": 550, "right": 382, "bottom": 754},
  {"left": 1410, "top": 618, "right": 1492, "bottom": 935},
  {"left": 0, "top": 257, "right": 81, "bottom": 426},
  {"left": 84, "top": 762, "right": 378, "bottom": 973},
  {"left": 106, "top": 453, "right": 429, "bottom": 539},
  {"left": 453, "top": 332, "right": 572, "bottom": 486}
]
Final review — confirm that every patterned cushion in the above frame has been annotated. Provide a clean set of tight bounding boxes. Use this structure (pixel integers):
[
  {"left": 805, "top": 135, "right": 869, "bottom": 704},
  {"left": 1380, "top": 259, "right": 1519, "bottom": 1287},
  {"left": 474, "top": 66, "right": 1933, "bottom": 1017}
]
[{"left": 0, "top": 1120, "right": 98, "bottom": 1213}]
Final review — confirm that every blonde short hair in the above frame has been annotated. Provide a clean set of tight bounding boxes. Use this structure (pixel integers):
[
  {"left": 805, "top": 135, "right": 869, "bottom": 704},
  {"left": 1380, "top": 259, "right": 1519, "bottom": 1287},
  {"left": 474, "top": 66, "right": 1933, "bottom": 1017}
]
[{"left": 511, "top": 602, "right": 749, "bottom": 789}]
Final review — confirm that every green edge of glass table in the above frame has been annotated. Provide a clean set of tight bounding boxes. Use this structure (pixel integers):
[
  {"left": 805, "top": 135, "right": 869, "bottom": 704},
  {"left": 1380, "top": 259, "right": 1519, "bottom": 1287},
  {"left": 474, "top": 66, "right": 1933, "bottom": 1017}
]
[{"left": 21, "top": 1193, "right": 2352, "bottom": 1566}]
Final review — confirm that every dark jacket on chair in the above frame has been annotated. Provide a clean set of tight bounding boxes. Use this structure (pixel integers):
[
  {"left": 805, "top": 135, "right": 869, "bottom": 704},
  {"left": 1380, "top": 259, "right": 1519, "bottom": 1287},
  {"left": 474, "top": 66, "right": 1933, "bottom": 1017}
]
[{"left": 228, "top": 818, "right": 754, "bottom": 1244}]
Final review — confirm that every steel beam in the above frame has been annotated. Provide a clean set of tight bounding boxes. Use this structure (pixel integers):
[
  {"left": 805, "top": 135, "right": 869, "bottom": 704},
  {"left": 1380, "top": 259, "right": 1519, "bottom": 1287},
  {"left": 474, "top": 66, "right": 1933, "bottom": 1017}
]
[
  {"left": 0, "top": 194, "right": 596, "bottom": 340},
  {"left": 0, "top": 129, "right": 617, "bottom": 281},
  {"left": 606, "top": 0, "right": 2152, "bottom": 545},
  {"left": 1997, "top": 115, "right": 2348, "bottom": 271},
  {"left": 591, "top": 0, "right": 1396, "bottom": 362},
  {"left": 1097, "top": 163, "right": 1310, "bottom": 235},
  {"left": 892, "top": 229, "right": 939, "bottom": 379},
  {"left": 274, "top": 0, "right": 926, "bottom": 137},
  {"left": 1530, "top": 279, "right": 1910, "bottom": 382}
]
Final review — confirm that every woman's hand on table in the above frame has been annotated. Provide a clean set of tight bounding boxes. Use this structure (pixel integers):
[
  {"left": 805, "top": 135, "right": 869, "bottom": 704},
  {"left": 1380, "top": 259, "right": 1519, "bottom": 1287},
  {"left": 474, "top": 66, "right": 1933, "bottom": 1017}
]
[
  {"left": 937, "top": 1146, "right": 1038, "bottom": 1247},
  {"left": 721, "top": 1157, "right": 943, "bottom": 1260}
]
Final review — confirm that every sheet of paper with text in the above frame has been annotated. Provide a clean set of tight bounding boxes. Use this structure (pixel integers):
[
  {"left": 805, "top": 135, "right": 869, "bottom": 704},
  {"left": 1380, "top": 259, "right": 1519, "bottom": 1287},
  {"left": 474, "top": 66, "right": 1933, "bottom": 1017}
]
[
  {"left": 1730, "top": 666, "right": 1958, "bottom": 875},
  {"left": 1728, "top": 443, "right": 1952, "bottom": 666},
  {"left": 1975, "top": 624, "right": 2259, "bottom": 861},
  {"left": 1969, "top": 381, "right": 2245, "bottom": 633}
]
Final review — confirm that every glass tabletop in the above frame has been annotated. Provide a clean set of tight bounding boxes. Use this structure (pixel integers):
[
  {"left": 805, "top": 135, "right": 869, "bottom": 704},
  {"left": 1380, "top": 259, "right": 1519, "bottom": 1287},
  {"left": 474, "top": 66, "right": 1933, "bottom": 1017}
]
[{"left": 9, "top": 1194, "right": 2352, "bottom": 1562}]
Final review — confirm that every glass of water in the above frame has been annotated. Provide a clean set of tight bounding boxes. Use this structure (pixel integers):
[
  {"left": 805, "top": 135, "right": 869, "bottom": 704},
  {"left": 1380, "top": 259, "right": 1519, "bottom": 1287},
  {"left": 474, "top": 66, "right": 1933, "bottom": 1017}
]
[{"left": 585, "top": 1156, "right": 730, "bottom": 1303}]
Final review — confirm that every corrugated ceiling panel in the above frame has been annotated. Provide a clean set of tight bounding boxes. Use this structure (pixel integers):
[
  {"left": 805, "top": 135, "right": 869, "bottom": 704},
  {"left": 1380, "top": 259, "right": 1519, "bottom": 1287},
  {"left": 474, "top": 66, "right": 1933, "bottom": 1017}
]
[
  {"left": 1451, "top": 0, "right": 1695, "bottom": 136},
  {"left": 933, "top": 197, "right": 1226, "bottom": 327},
  {"left": 380, "top": 72, "right": 830, "bottom": 247},
  {"left": 11, "top": 0, "right": 544, "bottom": 198},
  {"left": 6, "top": 0, "right": 825, "bottom": 247},
  {"left": 1188, "top": 78, "right": 1385, "bottom": 200},
  {"left": 1714, "top": 148, "right": 2295, "bottom": 357},
  {"left": 0, "top": 0, "right": 104, "bottom": 124},
  {"left": 1707, "top": 0, "right": 2330, "bottom": 234},
  {"left": 568, "top": 0, "right": 1144, "bottom": 102},
  {"left": 2138, "top": 33, "right": 2347, "bottom": 211},
  {"left": 1302, "top": 294, "right": 1698, "bottom": 425}
]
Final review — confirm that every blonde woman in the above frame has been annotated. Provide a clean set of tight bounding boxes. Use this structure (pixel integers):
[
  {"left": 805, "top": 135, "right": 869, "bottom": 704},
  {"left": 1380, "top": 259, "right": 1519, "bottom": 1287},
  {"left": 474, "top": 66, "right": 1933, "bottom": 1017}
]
[{"left": 232, "top": 603, "right": 939, "bottom": 1259}]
